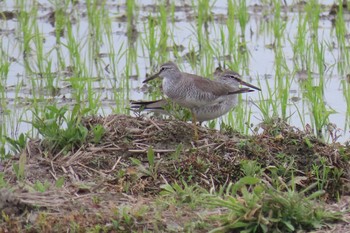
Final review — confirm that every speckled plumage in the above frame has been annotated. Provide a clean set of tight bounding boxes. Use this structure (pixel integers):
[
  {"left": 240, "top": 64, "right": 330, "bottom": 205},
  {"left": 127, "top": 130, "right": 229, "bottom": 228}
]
[
  {"left": 144, "top": 62, "right": 251, "bottom": 108},
  {"left": 142, "top": 62, "right": 261, "bottom": 139}
]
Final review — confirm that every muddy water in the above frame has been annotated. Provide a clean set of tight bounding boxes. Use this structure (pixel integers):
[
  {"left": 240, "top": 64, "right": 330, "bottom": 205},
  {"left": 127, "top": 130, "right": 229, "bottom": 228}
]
[{"left": 0, "top": 0, "right": 349, "bottom": 145}]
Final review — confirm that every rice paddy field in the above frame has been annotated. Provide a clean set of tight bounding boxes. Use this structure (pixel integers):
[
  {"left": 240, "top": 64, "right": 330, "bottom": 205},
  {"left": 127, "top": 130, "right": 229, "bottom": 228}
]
[{"left": 1, "top": 0, "right": 350, "bottom": 232}]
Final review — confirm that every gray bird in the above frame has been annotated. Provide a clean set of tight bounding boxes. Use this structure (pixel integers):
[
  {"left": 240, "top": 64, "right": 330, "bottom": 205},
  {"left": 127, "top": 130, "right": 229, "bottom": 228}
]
[{"left": 139, "top": 62, "right": 260, "bottom": 139}]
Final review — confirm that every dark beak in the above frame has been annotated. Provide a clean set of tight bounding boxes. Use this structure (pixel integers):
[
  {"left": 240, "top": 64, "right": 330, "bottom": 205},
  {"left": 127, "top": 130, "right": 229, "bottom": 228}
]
[
  {"left": 229, "top": 88, "right": 255, "bottom": 95},
  {"left": 143, "top": 71, "right": 160, "bottom": 83},
  {"left": 234, "top": 78, "right": 261, "bottom": 91}
]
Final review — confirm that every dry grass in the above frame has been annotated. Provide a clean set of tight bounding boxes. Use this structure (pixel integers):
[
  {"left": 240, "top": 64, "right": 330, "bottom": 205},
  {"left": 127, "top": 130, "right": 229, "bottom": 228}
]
[{"left": 1, "top": 114, "right": 349, "bottom": 232}]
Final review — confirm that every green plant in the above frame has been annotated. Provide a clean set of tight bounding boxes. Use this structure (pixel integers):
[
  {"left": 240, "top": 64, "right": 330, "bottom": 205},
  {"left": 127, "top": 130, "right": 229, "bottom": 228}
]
[
  {"left": 5, "top": 133, "right": 27, "bottom": 154},
  {"left": 160, "top": 180, "right": 206, "bottom": 208},
  {"left": 240, "top": 160, "right": 262, "bottom": 177},
  {"left": 34, "top": 180, "right": 51, "bottom": 192},
  {"left": 55, "top": 176, "right": 65, "bottom": 188},
  {"left": 29, "top": 105, "right": 89, "bottom": 154},
  {"left": 0, "top": 172, "right": 8, "bottom": 188},
  {"left": 92, "top": 195, "right": 101, "bottom": 205},
  {"left": 129, "top": 147, "right": 161, "bottom": 180},
  {"left": 170, "top": 143, "right": 183, "bottom": 160},
  {"left": 207, "top": 177, "right": 341, "bottom": 233},
  {"left": 312, "top": 157, "right": 331, "bottom": 191},
  {"left": 92, "top": 124, "right": 105, "bottom": 143},
  {"left": 302, "top": 78, "right": 336, "bottom": 138},
  {"left": 236, "top": 0, "right": 249, "bottom": 36},
  {"left": 12, "top": 152, "right": 26, "bottom": 181},
  {"left": 120, "top": 206, "right": 134, "bottom": 226}
]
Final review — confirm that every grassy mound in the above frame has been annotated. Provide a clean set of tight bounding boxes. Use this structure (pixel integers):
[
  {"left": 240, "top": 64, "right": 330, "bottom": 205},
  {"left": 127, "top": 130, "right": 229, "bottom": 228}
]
[{"left": 1, "top": 115, "right": 349, "bottom": 232}]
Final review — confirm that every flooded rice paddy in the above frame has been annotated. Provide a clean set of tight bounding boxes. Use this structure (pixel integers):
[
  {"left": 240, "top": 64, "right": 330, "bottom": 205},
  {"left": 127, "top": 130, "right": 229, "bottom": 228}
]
[{"left": 1, "top": 0, "right": 350, "bottom": 153}]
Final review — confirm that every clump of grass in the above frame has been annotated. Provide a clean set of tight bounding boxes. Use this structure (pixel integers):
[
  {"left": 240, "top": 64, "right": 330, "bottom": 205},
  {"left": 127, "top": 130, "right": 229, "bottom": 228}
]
[
  {"left": 160, "top": 180, "right": 206, "bottom": 209},
  {"left": 301, "top": 75, "right": 336, "bottom": 138},
  {"left": 207, "top": 177, "right": 342, "bottom": 233},
  {"left": 28, "top": 105, "right": 90, "bottom": 154},
  {"left": 5, "top": 133, "right": 27, "bottom": 154}
]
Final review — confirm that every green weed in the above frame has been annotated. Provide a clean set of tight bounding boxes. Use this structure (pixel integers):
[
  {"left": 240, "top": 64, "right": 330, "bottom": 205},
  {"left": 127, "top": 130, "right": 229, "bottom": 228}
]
[
  {"left": 92, "top": 124, "right": 105, "bottom": 143},
  {"left": 160, "top": 180, "right": 206, "bottom": 208},
  {"left": 208, "top": 177, "right": 341, "bottom": 233},
  {"left": 5, "top": 133, "right": 27, "bottom": 154},
  {"left": 129, "top": 147, "right": 161, "bottom": 180},
  {"left": 12, "top": 152, "right": 26, "bottom": 181},
  {"left": 34, "top": 180, "right": 51, "bottom": 192},
  {"left": 0, "top": 172, "right": 8, "bottom": 188},
  {"left": 29, "top": 105, "right": 89, "bottom": 154}
]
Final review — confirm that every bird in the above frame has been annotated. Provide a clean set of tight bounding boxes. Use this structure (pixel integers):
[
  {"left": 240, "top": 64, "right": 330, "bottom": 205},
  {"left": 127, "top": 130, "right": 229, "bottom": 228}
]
[
  {"left": 130, "top": 68, "right": 225, "bottom": 117},
  {"left": 132, "top": 68, "right": 254, "bottom": 121},
  {"left": 141, "top": 61, "right": 261, "bottom": 140}
]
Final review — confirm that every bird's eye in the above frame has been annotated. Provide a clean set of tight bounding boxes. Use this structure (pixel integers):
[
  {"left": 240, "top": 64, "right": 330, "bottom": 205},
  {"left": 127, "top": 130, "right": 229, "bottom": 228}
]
[{"left": 231, "top": 75, "right": 239, "bottom": 80}]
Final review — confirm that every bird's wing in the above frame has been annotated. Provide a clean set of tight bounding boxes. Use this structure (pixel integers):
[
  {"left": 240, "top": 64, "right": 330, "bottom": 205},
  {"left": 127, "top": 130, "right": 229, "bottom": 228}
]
[{"left": 191, "top": 75, "right": 235, "bottom": 96}]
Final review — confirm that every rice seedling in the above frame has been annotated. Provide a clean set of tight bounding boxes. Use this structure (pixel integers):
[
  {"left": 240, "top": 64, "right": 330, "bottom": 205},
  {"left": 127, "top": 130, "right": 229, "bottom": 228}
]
[
  {"left": 333, "top": 2, "right": 350, "bottom": 75},
  {"left": 235, "top": 0, "right": 249, "bottom": 36},
  {"left": 301, "top": 74, "right": 336, "bottom": 139},
  {"left": 305, "top": 0, "right": 321, "bottom": 37},
  {"left": 272, "top": 0, "right": 285, "bottom": 43},
  {"left": 190, "top": 0, "right": 214, "bottom": 55},
  {"left": 142, "top": 16, "right": 157, "bottom": 66},
  {"left": 16, "top": 2, "right": 38, "bottom": 73},
  {"left": 341, "top": 79, "right": 350, "bottom": 129},
  {"left": 274, "top": 51, "right": 291, "bottom": 120},
  {"left": 257, "top": 78, "right": 279, "bottom": 121},
  {"left": 158, "top": 2, "right": 169, "bottom": 60},
  {"left": 291, "top": 11, "right": 308, "bottom": 70},
  {"left": 86, "top": 0, "right": 107, "bottom": 78},
  {"left": 0, "top": 47, "right": 10, "bottom": 110},
  {"left": 224, "top": 94, "right": 252, "bottom": 134},
  {"left": 227, "top": 0, "right": 237, "bottom": 55},
  {"left": 126, "top": 0, "right": 135, "bottom": 26}
]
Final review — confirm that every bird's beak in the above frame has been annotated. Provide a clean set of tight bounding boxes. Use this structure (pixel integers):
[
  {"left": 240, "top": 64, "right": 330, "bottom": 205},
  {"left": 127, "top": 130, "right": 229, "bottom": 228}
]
[
  {"left": 229, "top": 88, "right": 255, "bottom": 94},
  {"left": 143, "top": 71, "right": 160, "bottom": 83},
  {"left": 237, "top": 79, "right": 261, "bottom": 91}
]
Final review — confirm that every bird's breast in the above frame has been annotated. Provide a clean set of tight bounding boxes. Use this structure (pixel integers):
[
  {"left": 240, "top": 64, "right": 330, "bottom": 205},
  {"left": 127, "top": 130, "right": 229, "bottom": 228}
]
[{"left": 162, "top": 78, "right": 187, "bottom": 100}]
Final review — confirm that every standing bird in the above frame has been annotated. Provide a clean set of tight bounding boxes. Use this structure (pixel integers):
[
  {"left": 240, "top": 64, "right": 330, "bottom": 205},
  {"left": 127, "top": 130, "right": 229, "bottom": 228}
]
[
  {"left": 132, "top": 68, "right": 257, "bottom": 122},
  {"left": 141, "top": 62, "right": 261, "bottom": 140},
  {"left": 131, "top": 67, "right": 225, "bottom": 118}
]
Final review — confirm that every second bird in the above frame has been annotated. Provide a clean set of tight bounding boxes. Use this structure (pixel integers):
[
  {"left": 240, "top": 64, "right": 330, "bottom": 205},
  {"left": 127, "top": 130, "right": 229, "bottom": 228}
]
[{"left": 142, "top": 61, "right": 261, "bottom": 139}]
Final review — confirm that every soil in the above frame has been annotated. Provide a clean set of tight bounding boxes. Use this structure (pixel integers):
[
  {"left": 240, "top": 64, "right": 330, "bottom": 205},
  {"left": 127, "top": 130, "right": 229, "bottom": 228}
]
[{"left": 1, "top": 114, "right": 350, "bottom": 232}]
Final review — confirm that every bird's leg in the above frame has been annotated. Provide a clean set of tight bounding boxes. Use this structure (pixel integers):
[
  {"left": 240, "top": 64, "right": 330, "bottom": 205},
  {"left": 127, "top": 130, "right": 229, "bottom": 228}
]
[{"left": 191, "top": 110, "right": 199, "bottom": 140}]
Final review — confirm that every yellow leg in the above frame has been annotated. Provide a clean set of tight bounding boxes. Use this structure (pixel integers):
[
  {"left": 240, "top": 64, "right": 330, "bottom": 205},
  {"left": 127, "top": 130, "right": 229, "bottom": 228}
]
[{"left": 191, "top": 110, "right": 198, "bottom": 140}]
